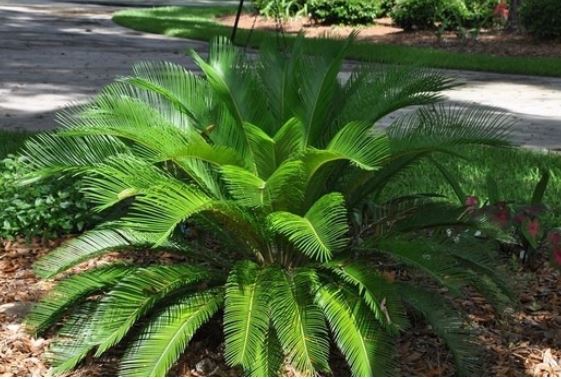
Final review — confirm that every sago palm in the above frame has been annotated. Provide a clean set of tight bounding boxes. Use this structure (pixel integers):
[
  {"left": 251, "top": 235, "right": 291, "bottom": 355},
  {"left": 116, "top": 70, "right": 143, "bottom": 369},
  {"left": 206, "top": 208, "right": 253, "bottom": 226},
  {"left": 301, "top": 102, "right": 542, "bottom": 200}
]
[{"left": 23, "top": 37, "right": 513, "bottom": 376}]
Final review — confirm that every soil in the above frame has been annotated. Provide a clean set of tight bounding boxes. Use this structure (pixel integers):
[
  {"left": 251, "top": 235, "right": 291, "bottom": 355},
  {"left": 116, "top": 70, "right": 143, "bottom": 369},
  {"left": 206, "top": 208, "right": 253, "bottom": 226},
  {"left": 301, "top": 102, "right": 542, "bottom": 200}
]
[
  {"left": 1, "top": 237, "right": 560, "bottom": 377},
  {"left": 218, "top": 14, "right": 561, "bottom": 58}
]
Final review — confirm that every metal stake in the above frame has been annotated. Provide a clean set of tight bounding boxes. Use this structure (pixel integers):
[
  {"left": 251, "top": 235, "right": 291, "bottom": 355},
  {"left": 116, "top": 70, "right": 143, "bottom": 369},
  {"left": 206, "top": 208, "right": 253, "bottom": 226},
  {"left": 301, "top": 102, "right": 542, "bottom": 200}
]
[{"left": 231, "top": 0, "right": 245, "bottom": 43}]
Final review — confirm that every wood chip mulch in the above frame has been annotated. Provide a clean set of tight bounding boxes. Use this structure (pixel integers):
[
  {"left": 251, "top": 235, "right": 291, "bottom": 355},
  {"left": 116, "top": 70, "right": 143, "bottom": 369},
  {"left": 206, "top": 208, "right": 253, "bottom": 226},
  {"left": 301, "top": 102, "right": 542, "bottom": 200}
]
[
  {"left": 218, "top": 14, "right": 561, "bottom": 59},
  {"left": 1, "top": 238, "right": 560, "bottom": 377}
]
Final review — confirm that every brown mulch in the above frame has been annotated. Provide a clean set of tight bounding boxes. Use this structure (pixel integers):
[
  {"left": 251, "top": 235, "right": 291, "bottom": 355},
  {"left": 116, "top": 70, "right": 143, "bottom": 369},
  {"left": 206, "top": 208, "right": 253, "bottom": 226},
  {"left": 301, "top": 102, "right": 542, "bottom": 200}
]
[
  {"left": 218, "top": 14, "right": 561, "bottom": 58},
  {"left": 1, "top": 238, "right": 560, "bottom": 377}
]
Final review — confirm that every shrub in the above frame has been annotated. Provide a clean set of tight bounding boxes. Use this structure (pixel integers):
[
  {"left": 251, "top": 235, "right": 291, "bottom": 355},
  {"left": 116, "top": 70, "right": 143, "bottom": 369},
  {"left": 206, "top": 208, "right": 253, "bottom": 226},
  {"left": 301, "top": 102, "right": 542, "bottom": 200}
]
[
  {"left": 391, "top": 0, "right": 470, "bottom": 30},
  {"left": 252, "top": 0, "right": 307, "bottom": 18},
  {"left": 309, "top": 0, "right": 379, "bottom": 25},
  {"left": 463, "top": 0, "right": 497, "bottom": 26},
  {"left": 24, "top": 38, "right": 513, "bottom": 376},
  {"left": 378, "top": 0, "right": 396, "bottom": 17},
  {"left": 0, "top": 155, "right": 91, "bottom": 240},
  {"left": 520, "top": 0, "right": 561, "bottom": 40}
]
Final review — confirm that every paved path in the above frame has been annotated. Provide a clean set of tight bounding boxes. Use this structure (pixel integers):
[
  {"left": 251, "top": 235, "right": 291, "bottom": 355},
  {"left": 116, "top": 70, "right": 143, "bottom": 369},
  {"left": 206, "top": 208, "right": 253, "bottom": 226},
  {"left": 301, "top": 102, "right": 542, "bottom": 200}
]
[{"left": 1, "top": 0, "right": 560, "bottom": 150}]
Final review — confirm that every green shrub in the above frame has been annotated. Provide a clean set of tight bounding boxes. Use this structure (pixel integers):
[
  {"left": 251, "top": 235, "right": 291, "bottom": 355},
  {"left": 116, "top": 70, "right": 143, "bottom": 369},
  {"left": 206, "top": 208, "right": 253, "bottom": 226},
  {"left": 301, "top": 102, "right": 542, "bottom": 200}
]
[
  {"left": 252, "top": 0, "right": 307, "bottom": 18},
  {"left": 520, "top": 0, "right": 561, "bottom": 40},
  {"left": 463, "top": 0, "right": 496, "bottom": 26},
  {"left": 379, "top": 0, "right": 396, "bottom": 17},
  {"left": 309, "top": 0, "right": 379, "bottom": 25},
  {"left": 0, "top": 155, "right": 91, "bottom": 240},
  {"left": 391, "top": 0, "right": 470, "bottom": 30},
  {"left": 24, "top": 38, "right": 513, "bottom": 377}
]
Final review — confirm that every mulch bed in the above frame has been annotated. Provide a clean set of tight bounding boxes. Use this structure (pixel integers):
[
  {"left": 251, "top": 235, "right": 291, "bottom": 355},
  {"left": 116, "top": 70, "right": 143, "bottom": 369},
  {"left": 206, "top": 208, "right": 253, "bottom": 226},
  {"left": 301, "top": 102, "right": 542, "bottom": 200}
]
[
  {"left": 1, "top": 237, "right": 560, "bottom": 377},
  {"left": 218, "top": 15, "right": 561, "bottom": 58}
]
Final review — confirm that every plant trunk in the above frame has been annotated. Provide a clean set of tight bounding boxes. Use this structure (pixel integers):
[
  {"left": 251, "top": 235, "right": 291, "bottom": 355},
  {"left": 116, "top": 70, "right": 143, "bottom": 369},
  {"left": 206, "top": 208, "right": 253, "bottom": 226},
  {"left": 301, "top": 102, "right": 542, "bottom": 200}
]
[{"left": 507, "top": 0, "right": 521, "bottom": 32}]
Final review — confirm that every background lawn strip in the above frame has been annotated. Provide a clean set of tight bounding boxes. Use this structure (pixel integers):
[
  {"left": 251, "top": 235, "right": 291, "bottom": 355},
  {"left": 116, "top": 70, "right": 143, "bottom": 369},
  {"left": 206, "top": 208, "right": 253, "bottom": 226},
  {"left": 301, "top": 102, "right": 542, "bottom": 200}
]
[{"left": 112, "top": 6, "right": 561, "bottom": 78}]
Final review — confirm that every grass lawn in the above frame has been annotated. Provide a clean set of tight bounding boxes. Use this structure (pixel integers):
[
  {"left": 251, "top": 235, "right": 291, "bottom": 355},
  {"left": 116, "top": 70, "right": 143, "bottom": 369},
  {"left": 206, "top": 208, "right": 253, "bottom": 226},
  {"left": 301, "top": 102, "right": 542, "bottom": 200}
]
[
  {"left": 382, "top": 146, "right": 561, "bottom": 226},
  {"left": 112, "top": 6, "right": 561, "bottom": 78}
]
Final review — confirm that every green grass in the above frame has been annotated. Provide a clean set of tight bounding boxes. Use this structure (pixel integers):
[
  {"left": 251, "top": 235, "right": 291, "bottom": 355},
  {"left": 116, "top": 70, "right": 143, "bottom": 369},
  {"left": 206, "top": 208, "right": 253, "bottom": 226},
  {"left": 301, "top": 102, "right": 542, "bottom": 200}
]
[
  {"left": 112, "top": 6, "right": 561, "bottom": 78},
  {"left": 0, "top": 131, "right": 32, "bottom": 159},
  {"left": 382, "top": 146, "right": 561, "bottom": 226}
]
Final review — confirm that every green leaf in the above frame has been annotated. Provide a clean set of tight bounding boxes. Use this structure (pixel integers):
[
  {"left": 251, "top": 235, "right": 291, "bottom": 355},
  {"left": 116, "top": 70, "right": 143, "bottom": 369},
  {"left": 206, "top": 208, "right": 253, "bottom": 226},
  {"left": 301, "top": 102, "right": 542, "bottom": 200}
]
[
  {"left": 325, "top": 261, "right": 409, "bottom": 334},
  {"left": 388, "top": 104, "right": 512, "bottom": 154},
  {"left": 224, "top": 261, "right": 270, "bottom": 370},
  {"left": 33, "top": 229, "right": 155, "bottom": 279},
  {"left": 429, "top": 157, "right": 466, "bottom": 203},
  {"left": 326, "top": 121, "right": 389, "bottom": 171},
  {"left": 91, "top": 265, "right": 211, "bottom": 356},
  {"left": 25, "top": 265, "right": 132, "bottom": 335},
  {"left": 398, "top": 283, "right": 480, "bottom": 376},
  {"left": 21, "top": 134, "right": 129, "bottom": 180},
  {"left": 222, "top": 160, "right": 304, "bottom": 210},
  {"left": 123, "top": 61, "right": 212, "bottom": 127},
  {"left": 531, "top": 168, "right": 550, "bottom": 205},
  {"left": 297, "top": 38, "right": 351, "bottom": 146},
  {"left": 273, "top": 118, "right": 306, "bottom": 162},
  {"left": 268, "top": 192, "right": 349, "bottom": 262},
  {"left": 47, "top": 302, "right": 100, "bottom": 375},
  {"left": 120, "top": 289, "right": 224, "bottom": 377},
  {"left": 270, "top": 268, "right": 330, "bottom": 375},
  {"left": 242, "top": 122, "right": 276, "bottom": 178},
  {"left": 314, "top": 282, "right": 394, "bottom": 376},
  {"left": 121, "top": 178, "right": 214, "bottom": 244},
  {"left": 376, "top": 237, "right": 465, "bottom": 294},
  {"left": 246, "top": 323, "right": 284, "bottom": 377}
]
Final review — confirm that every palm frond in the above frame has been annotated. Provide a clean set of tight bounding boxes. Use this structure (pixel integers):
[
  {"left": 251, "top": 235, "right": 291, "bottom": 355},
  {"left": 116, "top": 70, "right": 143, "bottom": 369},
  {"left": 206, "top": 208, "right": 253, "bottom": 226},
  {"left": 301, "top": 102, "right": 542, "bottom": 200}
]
[
  {"left": 91, "top": 265, "right": 211, "bottom": 356},
  {"left": 326, "top": 121, "right": 390, "bottom": 170},
  {"left": 191, "top": 37, "right": 270, "bottom": 153},
  {"left": 446, "top": 237, "right": 515, "bottom": 308},
  {"left": 388, "top": 104, "right": 513, "bottom": 153},
  {"left": 58, "top": 93, "right": 192, "bottom": 158},
  {"left": 78, "top": 154, "right": 182, "bottom": 212},
  {"left": 268, "top": 193, "right": 349, "bottom": 262},
  {"left": 247, "top": 324, "right": 284, "bottom": 377},
  {"left": 33, "top": 229, "right": 157, "bottom": 279},
  {"left": 375, "top": 237, "right": 466, "bottom": 294},
  {"left": 324, "top": 261, "right": 409, "bottom": 334},
  {"left": 222, "top": 160, "right": 304, "bottom": 210},
  {"left": 119, "top": 289, "right": 224, "bottom": 377},
  {"left": 303, "top": 123, "right": 389, "bottom": 190},
  {"left": 273, "top": 117, "right": 306, "bottom": 163},
  {"left": 46, "top": 302, "right": 99, "bottom": 375},
  {"left": 398, "top": 283, "right": 480, "bottom": 376},
  {"left": 270, "top": 267, "right": 330, "bottom": 375},
  {"left": 242, "top": 122, "right": 276, "bottom": 178},
  {"left": 338, "top": 67, "right": 457, "bottom": 127},
  {"left": 122, "top": 61, "right": 214, "bottom": 129},
  {"left": 119, "top": 176, "right": 215, "bottom": 244},
  {"left": 21, "top": 133, "right": 129, "bottom": 180},
  {"left": 224, "top": 261, "right": 270, "bottom": 370},
  {"left": 25, "top": 265, "right": 132, "bottom": 335},
  {"left": 346, "top": 152, "right": 428, "bottom": 207},
  {"left": 295, "top": 37, "right": 351, "bottom": 146},
  {"left": 315, "top": 282, "right": 395, "bottom": 376}
]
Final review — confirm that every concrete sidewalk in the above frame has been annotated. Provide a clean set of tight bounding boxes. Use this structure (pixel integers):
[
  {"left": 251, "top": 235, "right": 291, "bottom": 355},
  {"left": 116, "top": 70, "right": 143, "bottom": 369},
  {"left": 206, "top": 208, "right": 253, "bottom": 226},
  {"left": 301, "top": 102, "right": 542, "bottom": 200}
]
[{"left": 1, "top": 0, "right": 560, "bottom": 150}]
